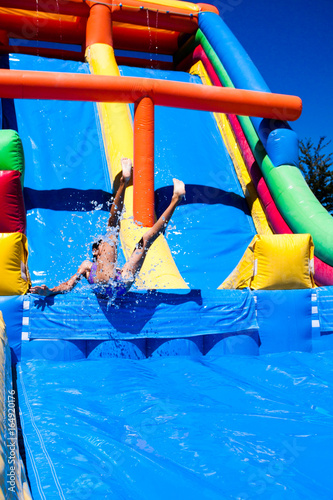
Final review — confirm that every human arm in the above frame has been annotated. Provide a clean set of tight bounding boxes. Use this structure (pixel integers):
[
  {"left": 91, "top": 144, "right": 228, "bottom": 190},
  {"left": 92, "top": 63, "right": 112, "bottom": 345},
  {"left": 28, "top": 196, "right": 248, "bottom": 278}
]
[{"left": 29, "top": 261, "right": 91, "bottom": 296}]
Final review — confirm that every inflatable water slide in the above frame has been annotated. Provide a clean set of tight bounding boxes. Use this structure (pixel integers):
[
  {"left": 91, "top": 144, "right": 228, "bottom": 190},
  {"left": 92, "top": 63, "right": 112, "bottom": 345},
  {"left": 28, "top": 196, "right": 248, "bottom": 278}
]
[{"left": 0, "top": 1, "right": 333, "bottom": 498}]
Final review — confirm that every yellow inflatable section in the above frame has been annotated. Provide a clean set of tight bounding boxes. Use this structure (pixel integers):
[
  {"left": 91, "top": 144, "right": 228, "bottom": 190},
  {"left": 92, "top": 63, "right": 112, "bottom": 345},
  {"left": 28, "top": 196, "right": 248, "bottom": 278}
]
[
  {"left": 86, "top": 43, "right": 188, "bottom": 289},
  {"left": 220, "top": 234, "right": 316, "bottom": 290},
  {"left": 0, "top": 313, "right": 32, "bottom": 499},
  {"left": 0, "top": 233, "right": 30, "bottom": 296}
]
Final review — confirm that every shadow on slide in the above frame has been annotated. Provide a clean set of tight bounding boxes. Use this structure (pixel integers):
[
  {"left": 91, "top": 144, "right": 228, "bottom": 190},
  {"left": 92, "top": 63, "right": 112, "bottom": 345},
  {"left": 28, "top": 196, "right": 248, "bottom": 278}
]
[
  {"left": 24, "top": 187, "right": 112, "bottom": 212},
  {"left": 155, "top": 184, "right": 250, "bottom": 216}
]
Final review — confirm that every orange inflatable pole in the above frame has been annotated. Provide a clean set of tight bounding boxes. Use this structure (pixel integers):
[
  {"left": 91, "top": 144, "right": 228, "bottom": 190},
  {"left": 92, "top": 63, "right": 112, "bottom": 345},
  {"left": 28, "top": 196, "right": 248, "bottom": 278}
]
[
  {"left": 0, "top": 69, "right": 302, "bottom": 227},
  {"left": 0, "top": 69, "right": 303, "bottom": 121},
  {"left": 86, "top": 2, "right": 113, "bottom": 48},
  {"left": 134, "top": 96, "right": 155, "bottom": 227}
]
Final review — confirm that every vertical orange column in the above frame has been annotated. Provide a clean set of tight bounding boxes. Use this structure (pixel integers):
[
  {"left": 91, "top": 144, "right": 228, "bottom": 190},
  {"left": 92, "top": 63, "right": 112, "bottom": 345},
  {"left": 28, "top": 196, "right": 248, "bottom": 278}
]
[
  {"left": 85, "top": 2, "right": 113, "bottom": 48},
  {"left": 134, "top": 96, "right": 155, "bottom": 227}
]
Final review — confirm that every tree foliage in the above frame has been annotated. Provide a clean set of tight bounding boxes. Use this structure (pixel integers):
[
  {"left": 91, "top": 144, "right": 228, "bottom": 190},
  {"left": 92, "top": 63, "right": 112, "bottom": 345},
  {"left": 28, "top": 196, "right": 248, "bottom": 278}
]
[{"left": 299, "top": 137, "right": 333, "bottom": 213}]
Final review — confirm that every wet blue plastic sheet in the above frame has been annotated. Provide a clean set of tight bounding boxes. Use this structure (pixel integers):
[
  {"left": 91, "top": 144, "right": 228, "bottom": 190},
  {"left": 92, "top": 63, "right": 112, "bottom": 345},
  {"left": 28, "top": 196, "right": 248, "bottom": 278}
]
[
  {"left": 25, "top": 289, "right": 258, "bottom": 341},
  {"left": 17, "top": 352, "right": 333, "bottom": 500}
]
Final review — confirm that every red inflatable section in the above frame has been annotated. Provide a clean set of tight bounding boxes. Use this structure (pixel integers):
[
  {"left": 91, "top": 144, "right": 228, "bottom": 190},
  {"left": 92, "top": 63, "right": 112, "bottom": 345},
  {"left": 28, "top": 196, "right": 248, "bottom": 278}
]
[{"left": 0, "top": 170, "right": 26, "bottom": 233}]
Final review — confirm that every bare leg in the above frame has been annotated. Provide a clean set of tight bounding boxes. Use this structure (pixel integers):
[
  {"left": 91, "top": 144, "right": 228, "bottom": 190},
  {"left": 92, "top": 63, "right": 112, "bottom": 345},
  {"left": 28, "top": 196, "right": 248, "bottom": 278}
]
[
  {"left": 121, "top": 178, "right": 185, "bottom": 282},
  {"left": 108, "top": 158, "right": 132, "bottom": 229},
  {"left": 93, "top": 159, "right": 132, "bottom": 282}
]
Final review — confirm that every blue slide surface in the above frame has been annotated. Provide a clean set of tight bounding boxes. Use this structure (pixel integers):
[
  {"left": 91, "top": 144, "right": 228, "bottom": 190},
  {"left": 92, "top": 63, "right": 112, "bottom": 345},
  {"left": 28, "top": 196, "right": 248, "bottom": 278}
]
[
  {"left": 121, "top": 66, "right": 256, "bottom": 290},
  {"left": 16, "top": 352, "right": 333, "bottom": 499},
  {"left": 10, "top": 55, "right": 111, "bottom": 289},
  {"left": 3, "top": 54, "right": 332, "bottom": 498}
]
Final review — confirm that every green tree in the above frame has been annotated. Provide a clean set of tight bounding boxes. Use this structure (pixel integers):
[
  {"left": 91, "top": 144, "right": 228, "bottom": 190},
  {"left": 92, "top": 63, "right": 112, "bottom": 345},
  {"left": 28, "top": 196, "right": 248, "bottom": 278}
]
[{"left": 299, "top": 137, "right": 333, "bottom": 213}]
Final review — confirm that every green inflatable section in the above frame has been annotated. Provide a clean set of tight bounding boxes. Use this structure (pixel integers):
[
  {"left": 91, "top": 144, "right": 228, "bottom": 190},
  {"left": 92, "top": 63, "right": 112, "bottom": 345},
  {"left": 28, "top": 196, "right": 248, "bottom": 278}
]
[
  {"left": 264, "top": 166, "right": 333, "bottom": 266},
  {"left": 196, "top": 30, "right": 333, "bottom": 268},
  {"left": 196, "top": 30, "right": 234, "bottom": 89},
  {"left": 0, "top": 130, "right": 25, "bottom": 185}
]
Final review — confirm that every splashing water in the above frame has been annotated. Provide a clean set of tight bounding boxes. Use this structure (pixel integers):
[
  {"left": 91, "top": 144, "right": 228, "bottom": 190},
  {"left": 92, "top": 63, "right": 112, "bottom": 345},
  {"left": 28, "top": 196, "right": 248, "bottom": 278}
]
[
  {"left": 55, "top": 0, "right": 63, "bottom": 44},
  {"left": 155, "top": 10, "right": 159, "bottom": 57},
  {"left": 35, "top": 0, "right": 39, "bottom": 56},
  {"left": 106, "top": 295, "right": 116, "bottom": 311},
  {"left": 146, "top": 9, "right": 153, "bottom": 68}
]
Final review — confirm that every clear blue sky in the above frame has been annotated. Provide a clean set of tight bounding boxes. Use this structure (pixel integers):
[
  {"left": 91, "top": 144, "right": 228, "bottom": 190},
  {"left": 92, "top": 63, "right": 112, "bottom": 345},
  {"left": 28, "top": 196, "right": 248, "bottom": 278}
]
[{"left": 207, "top": 0, "right": 333, "bottom": 154}]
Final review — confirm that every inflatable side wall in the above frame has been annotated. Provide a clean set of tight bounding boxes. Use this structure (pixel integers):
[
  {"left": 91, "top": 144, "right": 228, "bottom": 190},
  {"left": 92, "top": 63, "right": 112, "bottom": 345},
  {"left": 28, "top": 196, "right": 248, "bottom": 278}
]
[
  {"left": 0, "top": 130, "right": 29, "bottom": 295},
  {"left": 0, "top": 313, "right": 31, "bottom": 499}
]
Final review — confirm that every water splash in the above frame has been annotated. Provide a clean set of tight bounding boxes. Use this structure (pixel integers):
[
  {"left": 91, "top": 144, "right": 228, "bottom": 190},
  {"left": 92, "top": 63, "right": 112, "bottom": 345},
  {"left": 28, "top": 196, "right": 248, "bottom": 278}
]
[
  {"left": 55, "top": 0, "right": 63, "bottom": 44},
  {"left": 155, "top": 10, "right": 159, "bottom": 58},
  {"left": 146, "top": 9, "right": 153, "bottom": 68},
  {"left": 35, "top": 0, "right": 40, "bottom": 56}
]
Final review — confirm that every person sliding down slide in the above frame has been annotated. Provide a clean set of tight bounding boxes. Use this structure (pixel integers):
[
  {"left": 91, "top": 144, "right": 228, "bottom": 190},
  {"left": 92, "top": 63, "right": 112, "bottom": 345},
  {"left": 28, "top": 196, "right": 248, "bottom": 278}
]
[{"left": 29, "top": 158, "right": 186, "bottom": 299}]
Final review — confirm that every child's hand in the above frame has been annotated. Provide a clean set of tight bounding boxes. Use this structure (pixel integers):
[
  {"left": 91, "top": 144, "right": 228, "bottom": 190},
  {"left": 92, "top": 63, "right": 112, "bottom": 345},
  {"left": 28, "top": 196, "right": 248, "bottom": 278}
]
[{"left": 29, "top": 285, "right": 52, "bottom": 296}]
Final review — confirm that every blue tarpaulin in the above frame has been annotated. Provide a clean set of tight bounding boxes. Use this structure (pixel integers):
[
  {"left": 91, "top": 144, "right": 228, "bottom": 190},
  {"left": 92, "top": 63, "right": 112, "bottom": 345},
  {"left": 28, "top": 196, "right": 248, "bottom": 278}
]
[
  {"left": 17, "top": 353, "right": 333, "bottom": 500},
  {"left": 24, "top": 289, "right": 258, "bottom": 340}
]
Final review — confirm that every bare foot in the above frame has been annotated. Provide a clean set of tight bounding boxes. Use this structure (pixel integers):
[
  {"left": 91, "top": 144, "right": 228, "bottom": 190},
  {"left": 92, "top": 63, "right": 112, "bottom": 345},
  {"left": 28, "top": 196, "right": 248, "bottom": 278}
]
[
  {"left": 172, "top": 178, "right": 186, "bottom": 200},
  {"left": 121, "top": 157, "right": 132, "bottom": 184}
]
